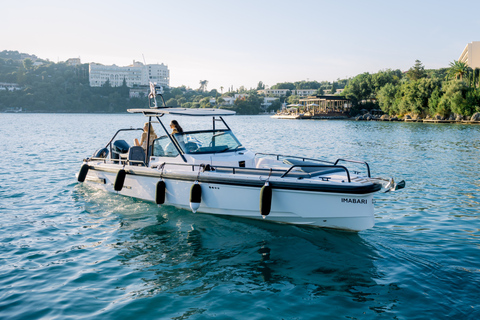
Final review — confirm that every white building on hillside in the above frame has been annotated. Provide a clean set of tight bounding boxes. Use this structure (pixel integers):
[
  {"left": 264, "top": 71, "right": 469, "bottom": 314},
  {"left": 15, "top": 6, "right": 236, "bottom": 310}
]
[
  {"left": 0, "top": 82, "right": 22, "bottom": 91},
  {"left": 261, "top": 97, "right": 279, "bottom": 111},
  {"left": 459, "top": 41, "right": 480, "bottom": 69},
  {"left": 258, "top": 89, "right": 290, "bottom": 97},
  {"left": 66, "top": 58, "right": 81, "bottom": 66},
  {"left": 222, "top": 97, "right": 235, "bottom": 105},
  {"left": 89, "top": 61, "right": 169, "bottom": 88},
  {"left": 258, "top": 88, "right": 317, "bottom": 97},
  {"left": 295, "top": 89, "right": 317, "bottom": 97}
]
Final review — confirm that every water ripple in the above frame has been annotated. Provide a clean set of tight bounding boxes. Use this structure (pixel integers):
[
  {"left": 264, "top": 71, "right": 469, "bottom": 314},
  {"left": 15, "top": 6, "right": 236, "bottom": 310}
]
[{"left": 1, "top": 114, "right": 480, "bottom": 319}]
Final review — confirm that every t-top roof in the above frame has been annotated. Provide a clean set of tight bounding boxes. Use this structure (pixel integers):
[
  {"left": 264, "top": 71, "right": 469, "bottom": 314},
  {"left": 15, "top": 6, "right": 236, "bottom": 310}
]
[{"left": 127, "top": 108, "right": 236, "bottom": 116}]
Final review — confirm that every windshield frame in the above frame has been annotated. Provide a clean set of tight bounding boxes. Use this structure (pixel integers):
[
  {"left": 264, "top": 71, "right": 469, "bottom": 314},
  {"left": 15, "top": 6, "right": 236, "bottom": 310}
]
[{"left": 173, "top": 129, "right": 246, "bottom": 155}]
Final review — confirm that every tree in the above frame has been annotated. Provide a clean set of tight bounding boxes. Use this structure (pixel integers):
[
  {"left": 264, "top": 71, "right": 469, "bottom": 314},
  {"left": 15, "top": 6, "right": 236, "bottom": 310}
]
[
  {"left": 437, "top": 80, "right": 479, "bottom": 117},
  {"left": 267, "top": 99, "right": 282, "bottom": 112},
  {"left": 467, "top": 68, "right": 480, "bottom": 88},
  {"left": 216, "top": 97, "right": 225, "bottom": 105},
  {"left": 286, "top": 95, "right": 300, "bottom": 104},
  {"left": 448, "top": 60, "right": 470, "bottom": 81},
  {"left": 257, "top": 81, "right": 265, "bottom": 90},
  {"left": 295, "top": 81, "right": 321, "bottom": 90},
  {"left": 233, "top": 94, "right": 261, "bottom": 114},
  {"left": 166, "top": 98, "right": 178, "bottom": 107},
  {"left": 371, "top": 69, "right": 402, "bottom": 93},
  {"left": 396, "top": 78, "right": 441, "bottom": 116},
  {"left": 342, "top": 73, "right": 373, "bottom": 105},
  {"left": 330, "top": 82, "right": 337, "bottom": 94},
  {"left": 406, "top": 60, "right": 426, "bottom": 81},
  {"left": 271, "top": 82, "right": 295, "bottom": 90},
  {"left": 119, "top": 77, "right": 129, "bottom": 97},
  {"left": 198, "top": 80, "right": 208, "bottom": 92},
  {"left": 200, "top": 97, "right": 212, "bottom": 108},
  {"left": 23, "top": 58, "right": 34, "bottom": 71},
  {"left": 377, "top": 83, "right": 399, "bottom": 115}
]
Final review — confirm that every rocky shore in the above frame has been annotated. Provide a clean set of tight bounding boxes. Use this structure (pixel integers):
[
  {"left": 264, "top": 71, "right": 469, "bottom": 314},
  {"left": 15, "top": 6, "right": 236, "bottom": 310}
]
[{"left": 355, "top": 112, "right": 480, "bottom": 124}]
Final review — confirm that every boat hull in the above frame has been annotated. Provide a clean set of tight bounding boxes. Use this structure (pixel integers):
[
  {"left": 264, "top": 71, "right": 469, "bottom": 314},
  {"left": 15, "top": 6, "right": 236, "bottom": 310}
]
[{"left": 82, "top": 165, "right": 376, "bottom": 231}]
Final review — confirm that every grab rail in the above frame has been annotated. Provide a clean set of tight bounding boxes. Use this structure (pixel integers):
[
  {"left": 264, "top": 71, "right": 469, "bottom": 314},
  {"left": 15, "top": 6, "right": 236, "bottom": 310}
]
[
  {"left": 86, "top": 159, "right": 353, "bottom": 182},
  {"left": 280, "top": 165, "right": 351, "bottom": 182},
  {"left": 334, "top": 159, "right": 371, "bottom": 177},
  {"left": 256, "top": 153, "right": 371, "bottom": 178},
  {"left": 88, "top": 157, "right": 145, "bottom": 166},
  {"left": 154, "top": 162, "right": 352, "bottom": 182},
  {"left": 105, "top": 128, "right": 143, "bottom": 149},
  {"left": 255, "top": 153, "right": 334, "bottom": 165}
]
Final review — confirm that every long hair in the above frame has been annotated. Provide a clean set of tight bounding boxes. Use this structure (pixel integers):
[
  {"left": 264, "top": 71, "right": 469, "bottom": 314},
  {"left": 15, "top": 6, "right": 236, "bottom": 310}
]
[
  {"left": 144, "top": 122, "right": 157, "bottom": 139},
  {"left": 170, "top": 120, "right": 183, "bottom": 133}
]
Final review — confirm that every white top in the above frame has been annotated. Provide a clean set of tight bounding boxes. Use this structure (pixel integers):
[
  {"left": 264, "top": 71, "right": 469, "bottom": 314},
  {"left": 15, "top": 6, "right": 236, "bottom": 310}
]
[{"left": 127, "top": 108, "right": 236, "bottom": 117}]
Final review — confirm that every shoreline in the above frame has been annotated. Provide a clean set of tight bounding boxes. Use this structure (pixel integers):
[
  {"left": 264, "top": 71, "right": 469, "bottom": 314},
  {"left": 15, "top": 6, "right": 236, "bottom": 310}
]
[
  {"left": 5, "top": 111, "right": 480, "bottom": 124},
  {"left": 271, "top": 112, "right": 480, "bottom": 124}
]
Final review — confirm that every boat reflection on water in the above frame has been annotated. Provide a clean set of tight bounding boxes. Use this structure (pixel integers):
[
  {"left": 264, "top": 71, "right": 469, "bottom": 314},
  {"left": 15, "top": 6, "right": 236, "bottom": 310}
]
[{"left": 111, "top": 206, "right": 388, "bottom": 309}]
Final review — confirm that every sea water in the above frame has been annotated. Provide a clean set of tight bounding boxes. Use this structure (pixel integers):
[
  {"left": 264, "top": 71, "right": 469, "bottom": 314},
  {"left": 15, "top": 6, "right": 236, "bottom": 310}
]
[{"left": 0, "top": 113, "right": 479, "bottom": 319}]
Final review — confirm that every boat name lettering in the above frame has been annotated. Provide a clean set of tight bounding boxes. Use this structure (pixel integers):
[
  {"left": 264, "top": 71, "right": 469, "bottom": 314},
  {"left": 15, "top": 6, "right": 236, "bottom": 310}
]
[
  {"left": 341, "top": 198, "right": 367, "bottom": 204},
  {"left": 209, "top": 186, "right": 220, "bottom": 190}
]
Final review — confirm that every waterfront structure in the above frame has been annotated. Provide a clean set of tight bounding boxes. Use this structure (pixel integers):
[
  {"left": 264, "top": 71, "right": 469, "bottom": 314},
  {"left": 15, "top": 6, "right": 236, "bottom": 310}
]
[
  {"left": 0, "top": 82, "right": 22, "bottom": 91},
  {"left": 459, "top": 41, "right": 480, "bottom": 69},
  {"left": 66, "top": 58, "right": 81, "bottom": 66},
  {"left": 89, "top": 61, "right": 169, "bottom": 88},
  {"left": 299, "top": 95, "right": 351, "bottom": 114},
  {"left": 273, "top": 95, "right": 351, "bottom": 120}
]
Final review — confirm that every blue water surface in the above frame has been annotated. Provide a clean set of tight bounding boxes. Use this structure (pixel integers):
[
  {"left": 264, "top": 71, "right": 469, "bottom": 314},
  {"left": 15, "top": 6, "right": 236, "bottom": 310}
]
[{"left": 0, "top": 113, "right": 479, "bottom": 319}]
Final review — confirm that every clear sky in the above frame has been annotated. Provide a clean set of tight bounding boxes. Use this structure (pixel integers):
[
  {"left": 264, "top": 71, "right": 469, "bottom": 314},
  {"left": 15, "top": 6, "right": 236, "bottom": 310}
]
[{"left": 2, "top": 0, "right": 479, "bottom": 91}]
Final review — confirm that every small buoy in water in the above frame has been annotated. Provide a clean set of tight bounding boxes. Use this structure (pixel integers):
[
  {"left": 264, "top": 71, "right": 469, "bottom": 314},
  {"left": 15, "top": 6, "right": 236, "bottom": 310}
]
[
  {"left": 156, "top": 180, "right": 166, "bottom": 205},
  {"left": 114, "top": 169, "right": 126, "bottom": 191},
  {"left": 260, "top": 182, "right": 272, "bottom": 217},
  {"left": 190, "top": 181, "right": 202, "bottom": 213},
  {"left": 77, "top": 164, "right": 89, "bottom": 182}
]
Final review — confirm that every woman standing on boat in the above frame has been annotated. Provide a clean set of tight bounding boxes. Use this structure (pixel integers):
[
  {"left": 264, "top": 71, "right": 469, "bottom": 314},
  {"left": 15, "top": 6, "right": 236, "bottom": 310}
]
[{"left": 134, "top": 122, "right": 158, "bottom": 150}]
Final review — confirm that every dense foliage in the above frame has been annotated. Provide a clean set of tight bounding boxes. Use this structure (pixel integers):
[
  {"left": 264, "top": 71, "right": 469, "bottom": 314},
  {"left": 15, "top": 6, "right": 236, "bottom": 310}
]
[
  {"left": 0, "top": 51, "right": 142, "bottom": 112},
  {"left": 2, "top": 51, "right": 478, "bottom": 117},
  {"left": 0, "top": 51, "right": 276, "bottom": 114},
  {"left": 341, "top": 60, "right": 480, "bottom": 118},
  {"left": 271, "top": 79, "right": 347, "bottom": 95}
]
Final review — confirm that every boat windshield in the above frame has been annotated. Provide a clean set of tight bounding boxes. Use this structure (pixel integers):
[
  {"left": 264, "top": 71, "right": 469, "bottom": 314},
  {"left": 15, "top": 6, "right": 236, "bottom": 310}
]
[{"left": 175, "top": 130, "right": 245, "bottom": 154}]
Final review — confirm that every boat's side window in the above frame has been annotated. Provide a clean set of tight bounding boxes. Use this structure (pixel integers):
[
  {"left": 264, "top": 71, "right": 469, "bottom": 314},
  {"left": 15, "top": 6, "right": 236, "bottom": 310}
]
[{"left": 152, "top": 136, "right": 179, "bottom": 157}]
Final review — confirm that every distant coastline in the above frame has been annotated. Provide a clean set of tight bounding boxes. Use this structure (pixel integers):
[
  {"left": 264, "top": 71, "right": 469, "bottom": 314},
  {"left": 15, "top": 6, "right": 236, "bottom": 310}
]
[{"left": 5, "top": 110, "right": 480, "bottom": 125}]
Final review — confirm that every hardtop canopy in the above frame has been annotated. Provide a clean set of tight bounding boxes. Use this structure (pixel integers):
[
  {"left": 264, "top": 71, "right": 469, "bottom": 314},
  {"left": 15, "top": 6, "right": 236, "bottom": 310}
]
[{"left": 127, "top": 108, "right": 236, "bottom": 117}]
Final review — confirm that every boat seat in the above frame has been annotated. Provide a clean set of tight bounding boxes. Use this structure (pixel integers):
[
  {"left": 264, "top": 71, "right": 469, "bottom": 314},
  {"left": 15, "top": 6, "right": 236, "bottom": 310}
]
[
  {"left": 184, "top": 142, "right": 198, "bottom": 153},
  {"left": 127, "top": 146, "right": 146, "bottom": 166}
]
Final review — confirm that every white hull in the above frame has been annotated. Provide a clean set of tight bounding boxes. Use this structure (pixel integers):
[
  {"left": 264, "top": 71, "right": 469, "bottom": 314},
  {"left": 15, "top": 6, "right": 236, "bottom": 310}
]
[
  {"left": 77, "top": 105, "right": 399, "bottom": 232},
  {"left": 82, "top": 164, "right": 375, "bottom": 231}
]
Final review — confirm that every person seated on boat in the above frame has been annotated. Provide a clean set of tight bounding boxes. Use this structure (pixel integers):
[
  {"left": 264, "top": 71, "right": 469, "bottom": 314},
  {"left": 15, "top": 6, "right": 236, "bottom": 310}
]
[
  {"left": 169, "top": 119, "right": 186, "bottom": 151},
  {"left": 170, "top": 120, "right": 183, "bottom": 134},
  {"left": 134, "top": 122, "right": 158, "bottom": 151}
]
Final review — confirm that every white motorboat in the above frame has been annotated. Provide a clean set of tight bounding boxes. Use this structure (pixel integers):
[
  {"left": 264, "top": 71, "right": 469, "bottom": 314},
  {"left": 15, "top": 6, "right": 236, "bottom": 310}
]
[{"left": 77, "top": 85, "right": 404, "bottom": 231}]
